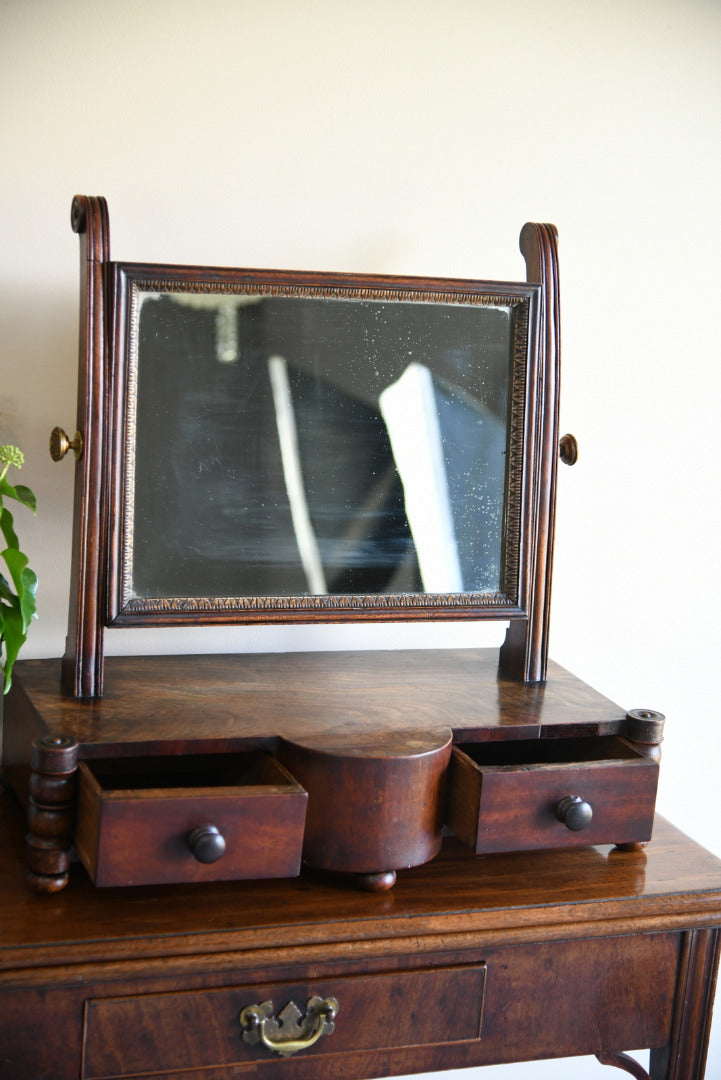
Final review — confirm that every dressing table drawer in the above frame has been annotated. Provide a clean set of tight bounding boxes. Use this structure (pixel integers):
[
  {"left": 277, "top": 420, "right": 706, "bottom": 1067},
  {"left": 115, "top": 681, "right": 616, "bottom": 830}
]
[
  {"left": 80, "top": 964, "right": 487, "bottom": 1078},
  {"left": 75, "top": 752, "right": 307, "bottom": 886},
  {"left": 447, "top": 735, "right": 658, "bottom": 854}
]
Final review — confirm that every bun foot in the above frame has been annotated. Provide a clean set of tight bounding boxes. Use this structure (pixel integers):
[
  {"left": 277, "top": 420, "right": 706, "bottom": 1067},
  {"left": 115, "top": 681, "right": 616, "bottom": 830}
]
[
  {"left": 614, "top": 841, "right": 648, "bottom": 852},
  {"left": 357, "top": 870, "right": 396, "bottom": 892}
]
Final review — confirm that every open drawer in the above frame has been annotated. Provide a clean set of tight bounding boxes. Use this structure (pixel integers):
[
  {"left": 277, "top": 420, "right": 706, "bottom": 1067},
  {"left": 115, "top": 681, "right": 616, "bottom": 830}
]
[
  {"left": 447, "top": 735, "right": 659, "bottom": 854},
  {"left": 75, "top": 752, "right": 307, "bottom": 886}
]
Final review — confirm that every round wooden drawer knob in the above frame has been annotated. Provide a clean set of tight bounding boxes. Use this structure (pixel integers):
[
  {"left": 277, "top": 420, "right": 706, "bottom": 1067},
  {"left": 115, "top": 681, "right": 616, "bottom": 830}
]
[
  {"left": 187, "top": 824, "right": 226, "bottom": 863},
  {"left": 556, "top": 794, "right": 593, "bottom": 831}
]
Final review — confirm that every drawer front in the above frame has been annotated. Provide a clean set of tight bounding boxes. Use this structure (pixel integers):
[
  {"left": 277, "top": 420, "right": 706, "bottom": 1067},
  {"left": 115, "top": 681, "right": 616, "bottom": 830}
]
[
  {"left": 81, "top": 965, "right": 487, "bottom": 1078},
  {"left": 480, "top": 931, "right": 679, "bottom": 1064},
  {"left": 448, "top": 737, "right": 659, "bottom": 854},
  {"left": 75, "top": 753, "right": 308, "bottom": 886}
]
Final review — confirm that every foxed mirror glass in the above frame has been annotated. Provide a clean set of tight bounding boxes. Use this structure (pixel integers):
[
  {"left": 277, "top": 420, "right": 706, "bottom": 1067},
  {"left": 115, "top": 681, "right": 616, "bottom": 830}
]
[{"left": 106, "top": 266, "right": 540, "bottom": 625}]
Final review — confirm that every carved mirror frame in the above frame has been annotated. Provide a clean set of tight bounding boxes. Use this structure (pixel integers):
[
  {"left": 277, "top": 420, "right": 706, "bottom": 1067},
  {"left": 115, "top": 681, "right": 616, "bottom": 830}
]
[{"left": 60, "top": 197, "right": 561, "bottom": 698}]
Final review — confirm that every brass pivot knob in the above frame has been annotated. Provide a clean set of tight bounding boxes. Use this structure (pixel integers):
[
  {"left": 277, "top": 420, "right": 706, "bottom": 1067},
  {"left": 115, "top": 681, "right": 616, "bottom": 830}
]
[
  {"left": 559, "top": 433, "right": 578, "bottom": 465},
  {"left": 187, "top": 824, "right": 226, "bottom": 863},
  {"left": 49, "top": 427, "right": 83, "bottom": 462},
  {"left": 556, "top": 794, "right": 593, "bottom": 831}
]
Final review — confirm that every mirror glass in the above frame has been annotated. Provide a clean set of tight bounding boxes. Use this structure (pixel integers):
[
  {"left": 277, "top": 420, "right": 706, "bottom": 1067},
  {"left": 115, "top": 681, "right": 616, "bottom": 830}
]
[{"left": 110, "top": 270, "right": 537, "bottom": 623}]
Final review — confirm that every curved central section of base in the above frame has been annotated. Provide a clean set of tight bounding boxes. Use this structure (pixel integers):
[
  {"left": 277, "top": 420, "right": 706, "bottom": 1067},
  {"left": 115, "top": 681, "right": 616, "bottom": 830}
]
[{"left": 278, "top": 726, "right": 452, "bottom": 881}]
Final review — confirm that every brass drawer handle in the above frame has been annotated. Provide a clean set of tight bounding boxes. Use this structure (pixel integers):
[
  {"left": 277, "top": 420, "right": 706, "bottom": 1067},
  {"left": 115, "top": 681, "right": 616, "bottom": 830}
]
[{"left": 239, "top": 996, "right": 339, "bottom": 1057}]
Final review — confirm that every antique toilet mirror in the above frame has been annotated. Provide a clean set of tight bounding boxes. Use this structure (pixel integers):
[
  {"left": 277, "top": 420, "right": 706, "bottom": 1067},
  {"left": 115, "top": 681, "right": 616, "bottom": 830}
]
[
  {"left": 56, "top": 196, "right": 559, "bottom": 699},
  {"left": 3, "top": 197, "right": 663, "bottom": 894}
]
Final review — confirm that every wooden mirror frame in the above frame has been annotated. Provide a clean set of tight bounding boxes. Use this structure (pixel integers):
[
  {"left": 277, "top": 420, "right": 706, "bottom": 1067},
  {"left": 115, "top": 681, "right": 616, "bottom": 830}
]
[
  {"left": 109, "top": 270, "right": 536, "bottom": 620},
  {"left": 61, "top": 197, "right": 561, "bottom": 698}
]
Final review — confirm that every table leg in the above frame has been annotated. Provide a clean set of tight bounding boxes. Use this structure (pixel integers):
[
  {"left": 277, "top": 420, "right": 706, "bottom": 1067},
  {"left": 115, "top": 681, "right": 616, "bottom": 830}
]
[{"left": 649, "top": 928, "right": 720, "bottom": 1080}]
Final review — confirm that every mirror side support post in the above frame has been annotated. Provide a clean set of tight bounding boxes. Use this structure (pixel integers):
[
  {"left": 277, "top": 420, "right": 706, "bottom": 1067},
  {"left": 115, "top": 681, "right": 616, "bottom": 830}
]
[
  {"left": 499, "top": 222, "right": 561, "bottom": 683},
  {"left": 61, "top": 195, "right": 110, "bottom": 698}
]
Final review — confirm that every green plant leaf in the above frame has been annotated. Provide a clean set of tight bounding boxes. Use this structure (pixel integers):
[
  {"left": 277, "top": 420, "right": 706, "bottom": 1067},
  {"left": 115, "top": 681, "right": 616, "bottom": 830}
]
[
  {"left": 0, "top": 479, "right": 38, "bottom": 692},
  {"left": 0, "top": 601, "right": 27, "bottom": 693},
  {"left": 12, "top": 483, "right": 37, "bottom": 513},
  {"left": 1, "top": 549, "right": 36, "bottom": 632},
  {"left": 0, "top": 504, "right": 19, "bottom": 551},
  {"left": 2, "top": 543, "right": 28, "bottom": 603},
  {"left": 0, "top": 571, "right": 14, "bottom": 604},
  {"left": 0, "top": 475, "right": 37, "bottom": 512},
  {"left": 19, "top": 565, "right": 38, "bottom": 628}
]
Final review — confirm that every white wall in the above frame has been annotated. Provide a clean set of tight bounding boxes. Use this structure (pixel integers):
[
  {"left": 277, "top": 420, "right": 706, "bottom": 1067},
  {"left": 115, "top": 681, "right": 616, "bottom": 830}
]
[{"left": 2, "top": 2, "right": 720, "bottom": 1076}]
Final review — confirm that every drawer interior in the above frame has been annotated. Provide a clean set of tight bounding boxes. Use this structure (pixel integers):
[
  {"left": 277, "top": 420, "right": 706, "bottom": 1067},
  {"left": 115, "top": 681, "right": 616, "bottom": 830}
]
[
  {"left": 455, "top": 735, "right": 643, "bottom": 771},
  {"left": 84, "top": 751, "right": 299, "bottom": 794}
]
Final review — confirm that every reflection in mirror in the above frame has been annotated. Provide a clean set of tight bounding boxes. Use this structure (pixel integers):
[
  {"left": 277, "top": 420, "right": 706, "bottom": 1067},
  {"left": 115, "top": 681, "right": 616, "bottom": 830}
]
[{"left": 112, "top": 277, "right": 536, "bottom": 622}]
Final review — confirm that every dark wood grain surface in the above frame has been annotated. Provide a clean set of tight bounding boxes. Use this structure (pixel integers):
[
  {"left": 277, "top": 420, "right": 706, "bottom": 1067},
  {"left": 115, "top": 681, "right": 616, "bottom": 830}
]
[
  {"left": 7, "top": 649, "right": 629, "bottom": 755},
  {"left": 2, "top": 776, "right": 720, "bottom": 973}
]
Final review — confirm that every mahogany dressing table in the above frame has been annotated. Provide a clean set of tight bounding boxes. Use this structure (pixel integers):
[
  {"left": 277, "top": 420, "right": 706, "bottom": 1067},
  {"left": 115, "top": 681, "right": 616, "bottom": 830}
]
[
  {"left": 1, "top": 781, "right": 720, "bottom": 1079},
  {"left": 2, "top": 198, "right": 718, "bottom": 1077}
]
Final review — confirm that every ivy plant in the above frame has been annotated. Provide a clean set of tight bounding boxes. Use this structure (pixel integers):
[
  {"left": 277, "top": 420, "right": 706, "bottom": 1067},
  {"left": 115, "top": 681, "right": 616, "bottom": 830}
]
[{"left": 0, "top": 443, "right": 37, "bottom": 693}]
